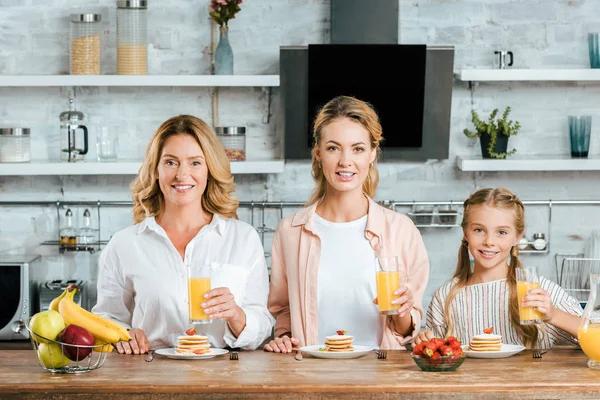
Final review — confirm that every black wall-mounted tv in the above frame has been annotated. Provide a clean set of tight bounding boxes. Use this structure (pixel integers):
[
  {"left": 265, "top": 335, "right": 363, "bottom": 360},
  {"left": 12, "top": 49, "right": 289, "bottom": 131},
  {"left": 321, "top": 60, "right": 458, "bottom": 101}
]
[
  {"left": 308, "top": 44, "right": 426, "bottom": 149},
  {"left": 280, "top": 45, "right": 455, "bottom": 161}
]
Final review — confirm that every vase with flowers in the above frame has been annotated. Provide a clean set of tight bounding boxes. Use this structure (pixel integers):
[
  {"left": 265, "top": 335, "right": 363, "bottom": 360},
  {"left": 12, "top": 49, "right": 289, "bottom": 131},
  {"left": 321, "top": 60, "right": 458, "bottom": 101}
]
[{"left": 209, "top": 0, "right": 242, "bottom": 75}]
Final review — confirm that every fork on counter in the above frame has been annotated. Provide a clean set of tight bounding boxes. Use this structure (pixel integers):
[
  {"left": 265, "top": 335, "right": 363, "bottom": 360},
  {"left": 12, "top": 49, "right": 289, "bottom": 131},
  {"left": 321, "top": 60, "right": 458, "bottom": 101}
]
[
  {"left": 145, "top": 350, "right": 154, "bottom": 362},
  {"left": 376, "top": 350, "right": 387, "bottom": 360},
  {"left": 229, "top": 348, "right": 240, "bottom": 361},
  {"left": 532, "top": 349, "right": 547, "bottom": 360}
]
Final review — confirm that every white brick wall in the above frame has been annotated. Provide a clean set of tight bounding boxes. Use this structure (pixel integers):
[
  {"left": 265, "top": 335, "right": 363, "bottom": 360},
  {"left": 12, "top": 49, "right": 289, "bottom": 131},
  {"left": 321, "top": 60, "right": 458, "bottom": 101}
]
[{"left": 1, "top": 0, "right": 600, "bottom": 314}]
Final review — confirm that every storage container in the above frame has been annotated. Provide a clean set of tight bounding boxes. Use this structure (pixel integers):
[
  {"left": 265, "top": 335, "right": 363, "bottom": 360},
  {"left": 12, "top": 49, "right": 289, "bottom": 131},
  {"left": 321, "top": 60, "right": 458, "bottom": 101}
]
[
  {"left": 216, "top": 126, "right": 246, "bottom": 161},
  {"left": 70, "top": 14, "right": 102, "bottom": 75},
  {"left": 117, "top": 0, "right": 148, "bottom": 75},
  {"left": 0, "top": 128, "right": 31, "bottom": 163}
]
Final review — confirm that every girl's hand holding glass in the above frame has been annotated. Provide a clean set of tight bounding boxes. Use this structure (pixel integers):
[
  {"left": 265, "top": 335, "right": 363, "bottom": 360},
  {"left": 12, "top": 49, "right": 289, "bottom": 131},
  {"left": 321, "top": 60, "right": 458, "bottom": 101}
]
[{"left": 521, "top": 287, "right": 555, "bottom": 322}]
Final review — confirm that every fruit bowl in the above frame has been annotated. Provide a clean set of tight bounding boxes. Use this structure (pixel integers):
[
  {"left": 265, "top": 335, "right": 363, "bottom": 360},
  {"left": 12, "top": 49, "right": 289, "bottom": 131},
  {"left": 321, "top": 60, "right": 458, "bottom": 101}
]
[
  {"left": 410, "top": 353, "right": 466, "bottom": 372},
  {"left": 25, "top": 317, "right": 112, "bottom": 374}
]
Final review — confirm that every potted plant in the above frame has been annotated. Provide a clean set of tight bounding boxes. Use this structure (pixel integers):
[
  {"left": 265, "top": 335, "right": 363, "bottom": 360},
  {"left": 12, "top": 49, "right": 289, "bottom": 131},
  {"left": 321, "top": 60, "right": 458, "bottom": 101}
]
[{"left": 463, "top": 107, "right": 521, "bottom": 159}]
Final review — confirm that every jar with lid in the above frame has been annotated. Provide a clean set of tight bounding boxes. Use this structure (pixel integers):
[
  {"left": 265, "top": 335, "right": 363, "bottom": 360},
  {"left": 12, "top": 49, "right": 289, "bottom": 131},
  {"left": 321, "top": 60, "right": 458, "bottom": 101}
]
[
  {"left": 216, "top": 126, "right": 246, "bottom": 161},
  {"left": 77, "top": 209, "right": 97, "bottom": 245},
  {"left": 0, "top": 128, "right": 30, "bottom": 163},
  {"left": 70, "top": 14, "right": 102, "bottom": 75},
  {"left": 533, "top": 233, "right": 547, "bottom": 250},
  {"left": 60, "top": 209, "right": 77, "bottom": 247},
  {"left": 117, "top": 0, "right": 148, "bottom": 75}
]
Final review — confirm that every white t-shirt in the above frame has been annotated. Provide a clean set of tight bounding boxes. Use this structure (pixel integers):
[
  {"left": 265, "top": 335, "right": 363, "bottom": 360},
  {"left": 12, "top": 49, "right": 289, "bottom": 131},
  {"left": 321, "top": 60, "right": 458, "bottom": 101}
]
[{"left": 313, "top": 213, "right": 381, "bottom": 348}]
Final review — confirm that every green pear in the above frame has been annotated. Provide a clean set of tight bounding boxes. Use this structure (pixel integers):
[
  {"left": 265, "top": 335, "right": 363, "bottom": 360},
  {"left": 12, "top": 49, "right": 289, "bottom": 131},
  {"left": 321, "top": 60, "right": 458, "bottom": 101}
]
[
  {"left": 37, "top": 342, "right": 70, "bottom": 369},
  {"left": 29, "top": 310, "right": 66, "bottom": 343}
]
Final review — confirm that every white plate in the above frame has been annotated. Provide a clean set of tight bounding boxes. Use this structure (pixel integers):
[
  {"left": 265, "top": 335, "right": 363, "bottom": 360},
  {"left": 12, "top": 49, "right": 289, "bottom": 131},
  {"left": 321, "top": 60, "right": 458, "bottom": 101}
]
[
  {"left": 462, "top": 344, "right": 526, "bottom": 359},
  {"left": 299, "top": 345, "right": 373, "bottom": 359},
  {"left": 154, "top": 348, "right": 229, "bottom": 360}
]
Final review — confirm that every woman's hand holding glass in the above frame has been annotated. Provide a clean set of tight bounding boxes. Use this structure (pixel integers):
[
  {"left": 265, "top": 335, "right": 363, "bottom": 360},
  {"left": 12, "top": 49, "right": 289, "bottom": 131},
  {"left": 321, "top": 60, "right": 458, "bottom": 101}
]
[
  {"left": 263, "top": 335, "right": 299, "bottom": 353},
  {"left": 202, "top": 287, "right": 244, "bottom": 321}
]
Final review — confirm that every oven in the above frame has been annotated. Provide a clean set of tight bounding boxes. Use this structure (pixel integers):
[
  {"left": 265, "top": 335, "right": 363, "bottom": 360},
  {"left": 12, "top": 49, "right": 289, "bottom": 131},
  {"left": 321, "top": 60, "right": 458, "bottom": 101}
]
[{"left": 0, "top": 255, "right": 40, "bottom": 340}]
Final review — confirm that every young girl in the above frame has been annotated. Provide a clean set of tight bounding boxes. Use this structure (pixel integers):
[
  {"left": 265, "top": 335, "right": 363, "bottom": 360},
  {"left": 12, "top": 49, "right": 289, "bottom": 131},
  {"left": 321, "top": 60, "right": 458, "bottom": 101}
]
[{"left": 415, "top": 187, "right": 582, "bottom": 349}]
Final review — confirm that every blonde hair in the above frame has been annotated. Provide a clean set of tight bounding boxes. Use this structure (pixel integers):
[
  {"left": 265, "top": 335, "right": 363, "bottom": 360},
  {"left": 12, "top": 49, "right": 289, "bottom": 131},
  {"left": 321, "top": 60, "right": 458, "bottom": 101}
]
[
  {"left": 130, "top": 115, "right": 239, "bottom": 223},
  {"left": 443, "top": 187, "right": 539, "bottom": 348},
  {"left": 305, "top": 96, "right": 383, "bottom": 206}
]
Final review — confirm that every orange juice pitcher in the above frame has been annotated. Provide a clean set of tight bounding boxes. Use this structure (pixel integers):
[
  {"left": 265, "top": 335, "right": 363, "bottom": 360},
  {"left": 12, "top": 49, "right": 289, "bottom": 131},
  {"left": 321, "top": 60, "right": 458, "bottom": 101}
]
[
  {"left": 579, "top": 273, "right": 600, "bottom": 370},
  {"left": 187, "top": 264, "right": 212, "bottom": 324}
]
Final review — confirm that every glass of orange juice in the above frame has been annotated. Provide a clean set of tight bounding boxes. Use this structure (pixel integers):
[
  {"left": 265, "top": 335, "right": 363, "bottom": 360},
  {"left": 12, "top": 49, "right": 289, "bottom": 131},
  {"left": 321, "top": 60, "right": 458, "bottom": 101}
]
[
  {"left": 187, "top": 264, "right": 212, "bottom": 324},
  {"left": 516, "top": 266, "right": 543, "bottom": 325},
  {"left": 375, "top": 256, "right": 405, "bottom": 315}
]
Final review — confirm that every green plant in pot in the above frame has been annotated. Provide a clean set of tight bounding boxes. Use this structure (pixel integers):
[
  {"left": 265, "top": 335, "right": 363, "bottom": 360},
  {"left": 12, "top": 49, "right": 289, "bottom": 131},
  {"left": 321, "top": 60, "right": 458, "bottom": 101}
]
[{"left": 463, "top": 107, "right": 521, "bottom": 159}]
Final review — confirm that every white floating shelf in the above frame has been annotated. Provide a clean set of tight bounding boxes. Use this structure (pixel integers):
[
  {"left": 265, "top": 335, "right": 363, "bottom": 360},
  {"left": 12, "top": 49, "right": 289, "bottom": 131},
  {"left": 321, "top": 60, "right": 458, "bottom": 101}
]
[
  {"left": 0, "top": 75, "right": 280, "bottom": 87},
  {"left": 0, "top": 160, "right": 285, "bottom": 176},
  {"left": 457, "top": 69, "right": 600, "bottom": 82},
  {"left": 457, "top": 155, "right": 600, "bottom": 171}
]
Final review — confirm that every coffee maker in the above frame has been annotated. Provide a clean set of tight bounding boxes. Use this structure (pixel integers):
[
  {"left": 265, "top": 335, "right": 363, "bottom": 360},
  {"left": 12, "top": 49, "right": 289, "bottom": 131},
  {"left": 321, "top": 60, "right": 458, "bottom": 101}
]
[{"left": 60, "top": 98, "right": 88, "bottom": 162}]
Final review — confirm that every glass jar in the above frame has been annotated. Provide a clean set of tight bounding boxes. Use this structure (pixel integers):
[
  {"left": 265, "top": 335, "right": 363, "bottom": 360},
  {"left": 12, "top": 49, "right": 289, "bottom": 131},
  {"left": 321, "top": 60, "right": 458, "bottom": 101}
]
[
  {"left": 0, "top": 128, "right": 31, "bottom": 163},
  {"left": 578, "top": 273, "right": 600, "bottom": 369},
  {"left": 532, "top": 233, "right": 547, "bottom": 250},
  {"left": 117, "top": 0, "right": 148, "bottom": 75},
  {"left": 216, "top": 126, "right": 246, "bottom": 161},
  {"left": 70, "top": 14, "right": 102, "bottom": 75}
]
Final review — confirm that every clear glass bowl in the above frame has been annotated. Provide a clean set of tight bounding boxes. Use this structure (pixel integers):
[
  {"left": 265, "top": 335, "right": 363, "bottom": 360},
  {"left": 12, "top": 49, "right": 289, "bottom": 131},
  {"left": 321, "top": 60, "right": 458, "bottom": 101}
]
[
  {"left": 410, "top": 353, "right": 466, "bottom": 372},
  {"left": 25, "top": 317, "right": 111, "bottom": 374}
]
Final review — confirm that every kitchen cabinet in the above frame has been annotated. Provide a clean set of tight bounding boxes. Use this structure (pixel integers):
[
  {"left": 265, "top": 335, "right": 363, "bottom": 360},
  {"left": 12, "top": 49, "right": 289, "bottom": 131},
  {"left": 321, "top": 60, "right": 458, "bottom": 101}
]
[
  {"left": 455, "top": 69, "right": 600, "bottom": 172},
  {"left": 0, "top": 74, "right": 283, "bottom": 175}
]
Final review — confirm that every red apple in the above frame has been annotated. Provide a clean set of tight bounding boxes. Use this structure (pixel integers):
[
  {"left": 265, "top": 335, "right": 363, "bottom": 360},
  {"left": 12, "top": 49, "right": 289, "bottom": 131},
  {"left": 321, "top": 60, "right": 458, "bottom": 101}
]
[{"left": 58, "top": 324, "right": 95, "bottom": 361}]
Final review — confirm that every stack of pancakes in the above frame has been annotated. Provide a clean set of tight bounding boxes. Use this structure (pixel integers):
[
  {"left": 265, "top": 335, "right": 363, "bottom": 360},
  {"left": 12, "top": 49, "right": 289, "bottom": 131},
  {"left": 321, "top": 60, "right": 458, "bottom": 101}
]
[
  {"left": 323, "top": 335, "right": 354, "bottom": 352},
  {"left": 176, "top": 335, "right": 211, "bottom": 355},
  {"left": 469, "top": 334, "right": 502, "bottom": 352}
]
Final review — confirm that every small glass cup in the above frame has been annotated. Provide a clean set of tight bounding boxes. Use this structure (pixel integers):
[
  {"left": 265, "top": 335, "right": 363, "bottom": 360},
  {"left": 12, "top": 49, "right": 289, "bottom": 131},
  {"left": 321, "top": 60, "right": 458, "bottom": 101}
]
[
  {"left": 375, "top": 256, "right": 406, "bottom": 315},
  {"left": 589, "top": 33, "right": 600, "bottom": 69},
  {"left": 187, "top": 264, "right": 212, "bottom": 325},
  {"left": 568, "top": 116, "right": 592, "bottom": 158},
  {"left": 96, "top": 127, "right": 118, "bottom": 162},
  {"left": 516, "top": 266, "right": 543, "bottom": 325}
]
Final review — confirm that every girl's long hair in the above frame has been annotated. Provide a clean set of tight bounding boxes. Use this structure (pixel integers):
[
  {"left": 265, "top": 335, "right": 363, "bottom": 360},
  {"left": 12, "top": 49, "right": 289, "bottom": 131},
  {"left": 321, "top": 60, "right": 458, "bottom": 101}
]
[
  {"left": 305, "top": 96, "right": 383, "bottom": 207},
  {"left": 130, "top": 114, "right": 238, "bottom": 223},
  {"left": 443, "top": 187, "right": 539, "bottom": 348}
]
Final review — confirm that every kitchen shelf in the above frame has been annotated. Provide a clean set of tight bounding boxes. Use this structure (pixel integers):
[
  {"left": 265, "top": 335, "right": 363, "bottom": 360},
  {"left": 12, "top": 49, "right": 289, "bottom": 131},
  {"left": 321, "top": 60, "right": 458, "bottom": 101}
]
[
  {"left": 0, "top": 160, "right": 285, "bottom": 175},
  {"left": 456, "top": 69, "right": 600, "bottom": 82},
  {"left": 0, "top": 75, "right": 280, "bottom": 87},
  {"left": 456, "top": 155, "right": 600, "bottom": 171}
]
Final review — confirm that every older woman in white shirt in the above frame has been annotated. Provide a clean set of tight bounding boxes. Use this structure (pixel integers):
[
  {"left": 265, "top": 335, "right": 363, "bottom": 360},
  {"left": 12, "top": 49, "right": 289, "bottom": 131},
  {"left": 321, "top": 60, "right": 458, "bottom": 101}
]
[{"left": 92, "top": 114, "right": 274, "bottom": 354}]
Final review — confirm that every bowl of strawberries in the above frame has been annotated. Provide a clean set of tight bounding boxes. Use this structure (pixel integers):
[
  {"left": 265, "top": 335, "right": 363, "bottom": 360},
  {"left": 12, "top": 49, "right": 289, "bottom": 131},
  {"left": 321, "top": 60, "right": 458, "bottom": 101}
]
[{"left": 410, "top": 336, "right": 466, "bottom": 372}]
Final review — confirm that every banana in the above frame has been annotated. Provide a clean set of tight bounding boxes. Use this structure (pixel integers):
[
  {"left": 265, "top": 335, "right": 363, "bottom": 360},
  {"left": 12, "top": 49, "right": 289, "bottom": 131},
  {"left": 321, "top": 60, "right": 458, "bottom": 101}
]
[
  {"left": 58, "top": 286, "right": 131, "bottom": 344},
  {"left": 49, "top": 287, "right": 68, "bottom": 312},
  {"left": 93, "top": 339, "right": 114, "bottom": 353}
]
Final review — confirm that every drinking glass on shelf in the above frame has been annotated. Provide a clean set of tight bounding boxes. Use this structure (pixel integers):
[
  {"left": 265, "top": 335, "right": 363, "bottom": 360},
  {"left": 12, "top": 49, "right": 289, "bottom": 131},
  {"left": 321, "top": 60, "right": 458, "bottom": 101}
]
[
  {"left": 187, "top": 264, "right": 212, "bottom": 324},
  {"left": 516, "top": 266, "right": 543, "bottom": 325},
  {"left": 568, "top": 116, "right": 592, "bottom": 158},
  {"left": 96, "top": 127, "right": 118, "bottom": 162},
  {"left": 375, "top": 256, "right": 405, "bottom": 315}
]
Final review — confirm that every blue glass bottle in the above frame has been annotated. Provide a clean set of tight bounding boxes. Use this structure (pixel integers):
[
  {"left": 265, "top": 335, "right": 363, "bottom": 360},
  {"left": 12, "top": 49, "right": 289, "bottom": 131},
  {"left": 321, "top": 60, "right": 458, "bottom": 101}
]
[{"left": 214, "top": 25, "right": 233, "bottom": 75}]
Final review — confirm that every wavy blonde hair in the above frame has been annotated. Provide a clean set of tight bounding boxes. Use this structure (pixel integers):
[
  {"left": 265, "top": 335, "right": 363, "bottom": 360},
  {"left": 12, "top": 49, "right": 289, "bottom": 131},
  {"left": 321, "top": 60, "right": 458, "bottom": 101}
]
[
  {"left": 130, "top": 115, "right": 239, "bottom": 223},
  {"left": 305, "top": 96, "right": 383, "bottom": 207},
  {"left": 443, "top": 188, "right": 539, "bottom": 348}
]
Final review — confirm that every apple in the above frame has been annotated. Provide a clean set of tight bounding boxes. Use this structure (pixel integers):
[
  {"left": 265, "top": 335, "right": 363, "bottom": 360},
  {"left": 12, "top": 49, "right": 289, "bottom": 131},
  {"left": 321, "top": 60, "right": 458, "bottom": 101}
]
[
  {"left": 58, "top": 324, "right": 95, "bottom": 361},
  {"left": 37, "top": 342, "right": 70, "bottom": 369},
  {"left": 29, "top": 310, "right": 66, "bottom": 344}
]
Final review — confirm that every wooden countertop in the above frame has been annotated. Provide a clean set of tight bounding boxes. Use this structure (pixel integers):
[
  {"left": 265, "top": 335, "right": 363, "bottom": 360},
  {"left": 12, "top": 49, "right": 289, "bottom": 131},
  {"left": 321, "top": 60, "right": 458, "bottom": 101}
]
[{"left": 0, "top": 347, "right": 598, "bottom": 399}]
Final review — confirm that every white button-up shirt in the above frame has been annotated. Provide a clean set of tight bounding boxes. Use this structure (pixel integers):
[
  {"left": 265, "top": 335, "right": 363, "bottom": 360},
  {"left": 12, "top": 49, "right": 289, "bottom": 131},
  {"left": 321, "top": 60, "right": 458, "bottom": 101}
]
[{"left": 92, "top": 215, "right": 274, "bottom": 350}]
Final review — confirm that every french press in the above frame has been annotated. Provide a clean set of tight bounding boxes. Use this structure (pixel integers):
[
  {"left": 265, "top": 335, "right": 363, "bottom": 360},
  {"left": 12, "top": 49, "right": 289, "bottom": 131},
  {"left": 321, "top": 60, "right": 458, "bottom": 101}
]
[{"left": 60, "top": 98, "right": 88, "bottom": 162}]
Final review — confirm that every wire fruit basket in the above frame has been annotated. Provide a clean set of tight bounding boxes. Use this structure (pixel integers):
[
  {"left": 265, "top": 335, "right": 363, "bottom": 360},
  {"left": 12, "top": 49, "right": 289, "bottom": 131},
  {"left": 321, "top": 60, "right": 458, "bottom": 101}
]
[{"left": 25, "top": 317, "right": 111, "bottom": 374}]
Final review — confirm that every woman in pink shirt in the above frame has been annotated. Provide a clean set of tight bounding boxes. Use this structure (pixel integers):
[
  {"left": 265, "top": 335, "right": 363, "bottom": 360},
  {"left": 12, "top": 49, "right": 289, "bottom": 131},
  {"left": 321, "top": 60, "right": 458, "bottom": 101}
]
[{"left": 264, "top": 96, "right": 430, "bottom": 353}]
